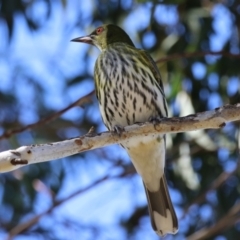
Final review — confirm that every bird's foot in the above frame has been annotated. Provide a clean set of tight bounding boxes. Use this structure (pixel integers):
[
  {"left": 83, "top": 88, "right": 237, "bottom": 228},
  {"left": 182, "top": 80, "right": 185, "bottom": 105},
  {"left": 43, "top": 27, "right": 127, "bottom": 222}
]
[
  {"left": 149, "top": 116, "right": 165, "bottom": 130},
  {"left": 85, "top": 126, "right": 95, "bottom": 137},
  {"left": 149, "top": 116, "right": 162, "bottom": 124},
  {"left": 113, "top": 125, "right": 125, "bottom": 136}
]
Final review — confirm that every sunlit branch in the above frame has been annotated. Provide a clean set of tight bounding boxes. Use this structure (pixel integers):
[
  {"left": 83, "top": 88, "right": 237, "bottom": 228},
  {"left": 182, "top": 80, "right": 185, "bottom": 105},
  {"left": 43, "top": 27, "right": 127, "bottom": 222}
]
[
  {"left": 0, "top": 103, "right": 239, "bottom": 173},
  {"left": 0, "top": 91, "right": 95, "bottom": 140}
]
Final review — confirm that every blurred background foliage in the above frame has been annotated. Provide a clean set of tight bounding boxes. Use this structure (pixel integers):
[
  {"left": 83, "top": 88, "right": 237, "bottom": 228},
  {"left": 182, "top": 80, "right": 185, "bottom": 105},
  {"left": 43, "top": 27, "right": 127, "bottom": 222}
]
[{"left": 0, "top": 0, "right": 240, "bottom": 239}]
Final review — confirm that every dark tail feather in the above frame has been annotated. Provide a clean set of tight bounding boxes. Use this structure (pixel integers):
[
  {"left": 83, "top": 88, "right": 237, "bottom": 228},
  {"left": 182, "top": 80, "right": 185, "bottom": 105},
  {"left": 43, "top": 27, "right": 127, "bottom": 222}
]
[{"left": 143, "top": 174, "right": 178, "bottom": 236}]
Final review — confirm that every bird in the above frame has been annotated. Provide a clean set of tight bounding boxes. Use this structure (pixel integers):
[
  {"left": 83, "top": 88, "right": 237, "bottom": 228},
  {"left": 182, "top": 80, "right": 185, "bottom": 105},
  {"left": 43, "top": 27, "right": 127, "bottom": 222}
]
[{"left": 71, "top": 24, "right": 178, "bottom": 236}]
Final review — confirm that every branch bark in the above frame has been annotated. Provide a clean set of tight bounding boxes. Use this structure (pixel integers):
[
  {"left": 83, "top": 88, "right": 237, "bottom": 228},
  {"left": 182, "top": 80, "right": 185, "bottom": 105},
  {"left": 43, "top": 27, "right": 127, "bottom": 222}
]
[{"left": 0, "top": 103, "right": 239, "bottom": 173}]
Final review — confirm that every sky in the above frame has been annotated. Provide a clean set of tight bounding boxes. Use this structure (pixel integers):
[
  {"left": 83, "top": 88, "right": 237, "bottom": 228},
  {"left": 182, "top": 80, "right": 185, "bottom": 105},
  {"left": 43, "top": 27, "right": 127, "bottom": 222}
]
[{"left": 0, "top": 1, "right": 236, "bottom": 240}]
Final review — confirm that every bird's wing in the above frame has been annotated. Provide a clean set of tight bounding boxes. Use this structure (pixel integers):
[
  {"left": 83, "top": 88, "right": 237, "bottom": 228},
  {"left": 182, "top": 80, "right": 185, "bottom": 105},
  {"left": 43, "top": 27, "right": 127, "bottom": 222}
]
[
  {"left": 139, "top": 50, "right": 165, "bottom": 92},
  {"left": 138, "top": 49, "right": 168, "bottom": 117}
]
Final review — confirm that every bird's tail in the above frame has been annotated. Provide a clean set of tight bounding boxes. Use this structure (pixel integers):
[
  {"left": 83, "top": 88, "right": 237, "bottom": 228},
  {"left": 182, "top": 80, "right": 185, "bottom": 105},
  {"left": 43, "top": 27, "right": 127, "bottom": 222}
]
[{"left": 143, "top": 174, "right": 178, "bottom": 236}]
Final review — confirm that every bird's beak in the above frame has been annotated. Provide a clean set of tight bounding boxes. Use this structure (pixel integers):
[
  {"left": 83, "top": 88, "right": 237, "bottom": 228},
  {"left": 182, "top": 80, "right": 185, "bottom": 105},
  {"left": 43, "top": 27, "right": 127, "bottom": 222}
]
[{"left": 71, "top": 35, "right": 93, "bottom": 45}]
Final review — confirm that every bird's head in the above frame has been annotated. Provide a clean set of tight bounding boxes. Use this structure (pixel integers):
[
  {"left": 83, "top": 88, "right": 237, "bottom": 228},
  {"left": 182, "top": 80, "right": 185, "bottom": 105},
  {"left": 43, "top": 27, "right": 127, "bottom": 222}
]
[{"left": 71, "top": 24, "right": 134, "bottom": 51}]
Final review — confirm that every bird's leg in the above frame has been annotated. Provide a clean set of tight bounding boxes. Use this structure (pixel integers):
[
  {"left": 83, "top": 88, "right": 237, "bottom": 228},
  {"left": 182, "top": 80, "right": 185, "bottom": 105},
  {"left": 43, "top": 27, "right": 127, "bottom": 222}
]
[
  {"left": 149, "top": 116, "right": 162, "bottom": 124},
  {"left": 113, "top": 124, "right": 125, "bottom": 136}
]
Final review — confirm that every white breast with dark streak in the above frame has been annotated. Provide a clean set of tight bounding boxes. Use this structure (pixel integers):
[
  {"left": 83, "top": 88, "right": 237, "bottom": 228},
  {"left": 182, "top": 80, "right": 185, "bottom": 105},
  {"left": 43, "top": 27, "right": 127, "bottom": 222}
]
[{"left": 97, "top": 47, "right": 164, "bottom": 130}]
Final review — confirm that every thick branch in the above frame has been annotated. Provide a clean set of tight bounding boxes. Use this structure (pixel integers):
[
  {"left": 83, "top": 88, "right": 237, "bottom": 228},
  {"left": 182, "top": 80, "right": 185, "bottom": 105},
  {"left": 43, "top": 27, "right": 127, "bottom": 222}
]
[{"left": 0, "top": 104, "right": 239, "bottom": 173}]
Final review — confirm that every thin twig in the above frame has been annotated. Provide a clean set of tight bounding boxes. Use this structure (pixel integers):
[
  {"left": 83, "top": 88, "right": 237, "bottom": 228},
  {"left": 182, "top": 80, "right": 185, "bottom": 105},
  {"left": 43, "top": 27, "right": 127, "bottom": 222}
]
[
  {"left": 181, "top": 162, "right": 240, "bottom": 219},
  {"left": 6, "top": 165, "right": 134, "bottom": 240},
  {"left": 187, "top": 202, "right": 240, "bottom": 240},
  {"left": 0, "top": 91, "right": 95, "bottom": 140},
  {"left": 156, "top": 51, "right": 240, "bottom": 63}
]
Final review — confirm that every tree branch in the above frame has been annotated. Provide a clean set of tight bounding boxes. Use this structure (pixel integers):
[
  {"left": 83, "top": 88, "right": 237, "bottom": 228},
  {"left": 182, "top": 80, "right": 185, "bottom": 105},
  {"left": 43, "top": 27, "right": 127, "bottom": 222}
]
[
  {"left": 156, "top": 51, "right": 240, "bottom": 63},
  {"left": 0, "top": 91, "right": 94, "bottom": 140},
  {"left": 181, "top": 161, "right": 240, "bottom": 219},
  {"left": 0, "top": 103, "right": 239, "bottom": 173},
  {"left": 6, "top": 166, "right": 134, "bottom": 239},
  {"left": 187, "top": 201, "right": 240, "bottom": 240}
]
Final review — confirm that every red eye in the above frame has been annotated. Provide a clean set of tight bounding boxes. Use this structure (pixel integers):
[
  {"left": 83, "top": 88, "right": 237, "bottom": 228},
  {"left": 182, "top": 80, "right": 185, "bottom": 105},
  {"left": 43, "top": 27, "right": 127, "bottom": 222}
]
[{"left": 96, "top": 27, "right": 104, "bottom": 35}]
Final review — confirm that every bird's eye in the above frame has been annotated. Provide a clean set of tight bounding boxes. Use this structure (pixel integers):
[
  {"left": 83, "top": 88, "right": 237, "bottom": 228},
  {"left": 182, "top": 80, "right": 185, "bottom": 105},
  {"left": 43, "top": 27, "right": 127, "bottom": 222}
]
[{"left": 96, "top": 27, "right": 104, "bottom": 35}]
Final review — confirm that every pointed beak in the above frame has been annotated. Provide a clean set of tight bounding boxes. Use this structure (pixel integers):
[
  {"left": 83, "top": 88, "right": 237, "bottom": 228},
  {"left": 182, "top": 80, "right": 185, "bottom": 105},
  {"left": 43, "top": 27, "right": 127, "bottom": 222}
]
[{"left": 71, "top": 35, "right": 93, "bottom": 45}]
